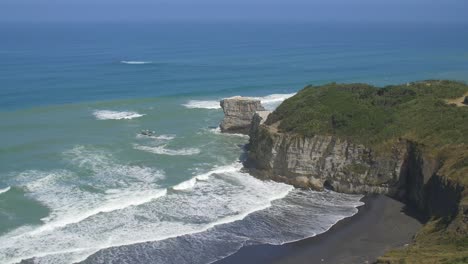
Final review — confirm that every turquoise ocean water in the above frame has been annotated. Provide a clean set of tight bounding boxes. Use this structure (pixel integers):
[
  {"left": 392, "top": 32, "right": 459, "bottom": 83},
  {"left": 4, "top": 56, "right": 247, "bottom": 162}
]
[{"left": 0, "top": 22, "right": 467, "bottom": 263}]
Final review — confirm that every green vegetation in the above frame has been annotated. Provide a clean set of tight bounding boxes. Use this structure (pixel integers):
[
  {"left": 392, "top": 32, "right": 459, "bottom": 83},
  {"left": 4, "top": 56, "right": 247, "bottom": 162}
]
[
  {"left": 267, "top": 80, "right": 468, "bottom": 149},
  {"left": 267, "top": 80, "right": 468, "bottom": 185},
  {"left": 266, "top": 80, "right": 468, "bottom": 262},
  {"left": 377, "top": 218, "right": 468, "bottom": 264}
]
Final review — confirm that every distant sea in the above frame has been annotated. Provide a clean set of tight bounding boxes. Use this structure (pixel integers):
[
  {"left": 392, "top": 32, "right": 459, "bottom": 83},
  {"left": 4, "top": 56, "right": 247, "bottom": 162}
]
[{"left": 0, "top": 22, "right": 467, "bottom": 264}]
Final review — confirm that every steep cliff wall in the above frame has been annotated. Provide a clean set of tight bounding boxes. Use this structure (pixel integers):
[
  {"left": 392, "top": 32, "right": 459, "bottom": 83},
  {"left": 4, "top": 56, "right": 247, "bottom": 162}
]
[
  {"left": 220, "top": 96, "right": 265, "bottom": 134},
  {"left": 244, "top": 81, "right": 468, "bottom": 262},
  {"left": 246, "top": 115, "right": 465, "bottom": 223},
  {"left": 246, "top": 117, "right": 408, "bottom": 194}
]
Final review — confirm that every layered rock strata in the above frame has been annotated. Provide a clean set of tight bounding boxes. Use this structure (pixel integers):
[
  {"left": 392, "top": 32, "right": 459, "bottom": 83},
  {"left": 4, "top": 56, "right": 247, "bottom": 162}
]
[
  {"left": 245, "top": 115, "right": 465, "bottom": 227},
  {"left": 220, "top": 96, "right": 265, "bottom": 134}
]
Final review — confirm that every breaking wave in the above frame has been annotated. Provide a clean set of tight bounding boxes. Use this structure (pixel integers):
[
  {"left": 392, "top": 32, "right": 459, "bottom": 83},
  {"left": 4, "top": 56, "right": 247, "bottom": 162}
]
[
  {"left": 0, "top": 186, "right": 10, "bottom": 195},
  {"left": 136, "top": 134, "right": 176, "bottom": 141},
  {"left": 93, "top": 110, "right": 145, "bottom": 120},
  {"left": 0, "top": 158, "right": 296, "bottom": 264},
  {"left": 133, "top": 144, "right": 201, "bottom": 156},
  {"left": 172, "top": 163, "right": 242, "bottom": 191},
  {"left": 182, "top": 100, "right": 221, "bottom": 109},
  {"left": 120, "top": 61, "right": 153, "bottom": 65},
  {"left": 182, "top": 93, "right": 296, "bottom": 110}
]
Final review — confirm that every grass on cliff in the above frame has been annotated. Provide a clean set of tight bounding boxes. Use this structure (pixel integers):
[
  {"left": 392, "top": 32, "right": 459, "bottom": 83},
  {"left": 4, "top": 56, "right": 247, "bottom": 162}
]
[
  {"left": 377, "top": 218, "right": 468, "bottom": 264},
  {"left": 267, "top": 80, "right": 468, "bottom": 147},
  {"left": 266, "top": 80, "right": 468, "bottom": 184},
  {"left": 267, "top": 80, "right": 468, "bottom": 262}
]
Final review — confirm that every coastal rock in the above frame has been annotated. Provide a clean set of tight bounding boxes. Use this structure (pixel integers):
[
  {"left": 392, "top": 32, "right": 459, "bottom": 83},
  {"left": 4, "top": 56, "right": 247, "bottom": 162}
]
[
  {"left": 220, "top": 96, "right": 265, "bottom": 134},
  {"left": 246, "top": 121, "right": 465, "bottom": 226},
  {"left": 245, "top": 122, "right": 408, "bottom": 194}
]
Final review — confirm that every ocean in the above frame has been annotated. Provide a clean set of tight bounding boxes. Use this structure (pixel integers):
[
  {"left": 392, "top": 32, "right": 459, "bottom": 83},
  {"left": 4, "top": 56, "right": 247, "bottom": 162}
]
[{"left": 0, "top": 22, "right": 467, "bottom": 264}]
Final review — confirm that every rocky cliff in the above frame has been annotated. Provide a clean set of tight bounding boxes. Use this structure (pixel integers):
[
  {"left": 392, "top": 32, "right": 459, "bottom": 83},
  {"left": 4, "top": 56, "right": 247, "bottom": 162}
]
[
  {"left": 246, "top": 115, "right": 408, "bottom": 194},
  {"left": 220, "top": 96, "right": 265, "bottom": 134},
  {"left": 244, "top": 81, "right": 468, "bottom": 262},
  {"left": 247, "top": 117, "right": 465, "bottom": 221}
]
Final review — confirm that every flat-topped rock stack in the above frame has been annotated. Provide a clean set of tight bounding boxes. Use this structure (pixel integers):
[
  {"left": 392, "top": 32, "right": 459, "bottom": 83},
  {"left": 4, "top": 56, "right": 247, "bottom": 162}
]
[{"left": 220, "top": 96, "right": 265, "bottom": 134}]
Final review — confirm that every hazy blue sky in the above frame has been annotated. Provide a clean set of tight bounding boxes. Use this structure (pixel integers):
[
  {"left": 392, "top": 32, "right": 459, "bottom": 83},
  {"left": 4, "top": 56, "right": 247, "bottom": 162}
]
[{"left": 1, "top": 0, "right": 467, "bottom": 23}]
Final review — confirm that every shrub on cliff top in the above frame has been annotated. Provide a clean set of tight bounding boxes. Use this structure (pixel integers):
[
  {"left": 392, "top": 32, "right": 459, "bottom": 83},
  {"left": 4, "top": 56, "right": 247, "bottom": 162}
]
[{"left": 266, "top": 80, "right": 468, "bottom": 148}]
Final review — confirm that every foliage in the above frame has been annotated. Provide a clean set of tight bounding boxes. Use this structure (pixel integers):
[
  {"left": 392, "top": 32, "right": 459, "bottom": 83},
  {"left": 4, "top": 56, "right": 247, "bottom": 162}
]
[
  {"left": 267, "top": 80, "right": 468, "bottom": 262},
  {"left": 377, "top": 218, "right": 468, "bottom": 264},
  {"left": 267, "top": 80, "right": 468, "bottom": 148}
]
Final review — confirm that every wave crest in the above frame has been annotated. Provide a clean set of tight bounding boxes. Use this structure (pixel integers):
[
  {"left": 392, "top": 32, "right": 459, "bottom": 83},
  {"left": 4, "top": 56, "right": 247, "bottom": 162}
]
[
  {"left": 0, "top": 186, "right": 10, "bottom": 195},
  {"left": 182, "top": 93, "right": 296, "bottom": 110},
  {"left": 134, "top": 144, "right": 201, "bottom": 156},
  {"left": 182, "top": 100, "right": 221, "bottom": 109},
  {"left": 120, "top": 61, "right": 153, "bottom": 65},
  {"left": 93, "top": 110, "right": 144, "bottom": 120}
]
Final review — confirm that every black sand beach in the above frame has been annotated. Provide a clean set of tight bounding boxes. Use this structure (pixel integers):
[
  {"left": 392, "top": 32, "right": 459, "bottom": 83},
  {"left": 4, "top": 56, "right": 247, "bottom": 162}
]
[{"left": 216, "top": 195, "right": 423, "bottom": 264}]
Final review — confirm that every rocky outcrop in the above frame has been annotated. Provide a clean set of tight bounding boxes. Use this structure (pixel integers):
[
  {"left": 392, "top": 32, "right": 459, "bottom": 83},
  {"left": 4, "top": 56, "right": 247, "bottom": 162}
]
[
  {"left": 246, "top": 120, "right": 408, "bottom": 194},
  {"left": 246, "top": 119, "right": 465, "bottom": 223},
  {"left": 220, "top": 96, "right": 265, "bottom": 134}
]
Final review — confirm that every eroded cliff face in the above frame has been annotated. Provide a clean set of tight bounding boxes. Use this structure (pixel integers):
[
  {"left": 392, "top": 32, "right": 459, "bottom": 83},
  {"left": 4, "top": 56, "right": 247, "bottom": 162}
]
[
  {"left": 401, "top": 144, "right": 465, "bottom": 222},
  {"left": 247, "top": 115, "right": 407, "bottom": 194},
  {"left": 220, "top": 97, "right": 265, "bottom": 134},
  {"left": 246, "top": 113, "right": 465, "bottom": 223}
]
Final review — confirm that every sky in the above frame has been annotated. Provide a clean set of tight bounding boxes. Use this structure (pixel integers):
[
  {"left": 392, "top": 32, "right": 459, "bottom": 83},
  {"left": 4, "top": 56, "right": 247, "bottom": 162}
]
[{"left": 1, "top": 0, "right": 467, "bottom": 23}]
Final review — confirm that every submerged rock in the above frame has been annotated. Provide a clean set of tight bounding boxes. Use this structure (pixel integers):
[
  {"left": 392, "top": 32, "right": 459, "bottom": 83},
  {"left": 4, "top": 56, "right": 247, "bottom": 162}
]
[{"left": 220, "top": 96, "right": 265, "bottom": 134}]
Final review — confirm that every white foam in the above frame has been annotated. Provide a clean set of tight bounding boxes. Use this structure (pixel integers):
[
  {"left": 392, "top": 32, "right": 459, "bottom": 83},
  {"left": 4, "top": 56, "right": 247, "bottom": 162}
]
[
  {"left": 0, "top": 160, "right": 294, "bottom": 264},
  {"left": 120, "top": 61, "right": 153, "bottom": 65},
  {"left": 206, "top": 127, "right": 249, "bottom": 138},
  {"left": 93, "top": 110, "right": 144, "bottom": 120},
  {"left": 172, "top": 178, "right": 197, "bottom": 191},
  {"left": 0, "top": 186, "right": 10, "bottom": 195},
  {"left": 254, "top": 93, "right": 296, "bottom": 110},
  {"left": 172, "top": 163, "right": 243, "bottom": 191},
  {"left": 134, "top": 144, "right": 201, "bottom": 156},
  {"left": 33, "top": 189, "right": 168, "bottom": 235},
  {"left": 8, "top": 146, "right": 166, "bottom": 235},
  {"left": 182, "top": 93, "right": 296, "bottom": 110},
  {"left": 136, "top": 134, "right": 176, "bottom": 141},
  {"left": 0, "top": 145, "right": 362, "bottom": 264},
  {"left": 182, "top": 100, "right": 221, "bottom": 109}
]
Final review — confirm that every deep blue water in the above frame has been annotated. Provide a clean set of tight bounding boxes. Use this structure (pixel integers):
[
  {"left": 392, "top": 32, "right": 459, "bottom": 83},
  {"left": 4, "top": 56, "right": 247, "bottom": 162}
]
[
  {"left": 2, "top": 22, "right": 467, "bottom": 110},
  {"left": 0, "top": 22, "right": 467, "bottom": 264}
]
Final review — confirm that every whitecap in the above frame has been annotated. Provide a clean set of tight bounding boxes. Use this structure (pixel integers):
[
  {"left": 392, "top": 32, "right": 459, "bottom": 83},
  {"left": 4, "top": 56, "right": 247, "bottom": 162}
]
[
  {"left": 0, "top": 186, "right": 10, "bottom": 195},
  {"left": 172, "top": 178, "right": 197, "bottom": 191},
  {"left": 182, "top": 93, "right": 296, "bottom": 110},
  {"left": 182, "top": 100, "right": 221, "bottom": 109},
  {"left": 205, "top": 126, "right": 249, "bottom": 138},
  {"left": 136, "top": 134, "right": 176, "bottom": 141},
  {"left": 134, "top": 144, "right": 200, "bottom": 156},
  {"left": 254, "top": 93, "right": 296, "bottom": 110},
  {"left": 172, "top": 163, "right": 243, "bottom": 191},
  {"left": 93, "top": 110, "right": 144, "bottom": 120},
  {"left": 0, "top": 160, "right": 293, "bottom": 264},
  {"left": 120, "top": 61, "right": 153, "bottom": 65}
]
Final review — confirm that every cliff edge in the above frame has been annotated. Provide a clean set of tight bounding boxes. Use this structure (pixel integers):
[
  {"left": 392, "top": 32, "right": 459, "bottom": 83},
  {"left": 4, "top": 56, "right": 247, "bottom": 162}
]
[{"left": 245, "top": 80, "right": 468, "bottom": 263}]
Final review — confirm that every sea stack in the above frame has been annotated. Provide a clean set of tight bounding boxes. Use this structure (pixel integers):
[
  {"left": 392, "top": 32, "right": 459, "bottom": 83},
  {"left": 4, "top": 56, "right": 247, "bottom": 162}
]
[{"left": 220, "top": 96, "right": 265, "bottom": 134}]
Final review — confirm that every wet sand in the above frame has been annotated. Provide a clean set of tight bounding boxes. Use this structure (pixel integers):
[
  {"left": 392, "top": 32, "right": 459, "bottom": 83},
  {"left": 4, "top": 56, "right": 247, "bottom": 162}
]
[{"left": 216, "top": 195, "right": 423, "bottom": 264}]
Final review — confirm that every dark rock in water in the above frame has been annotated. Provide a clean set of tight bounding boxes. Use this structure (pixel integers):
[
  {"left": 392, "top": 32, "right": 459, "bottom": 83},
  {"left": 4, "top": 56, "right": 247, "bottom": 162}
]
[
  {"left": 220, "top": 96, "right": 265, "bottom": 134},
  {"left": 140, "top": 130, "right": 156, "bottom": 137}
]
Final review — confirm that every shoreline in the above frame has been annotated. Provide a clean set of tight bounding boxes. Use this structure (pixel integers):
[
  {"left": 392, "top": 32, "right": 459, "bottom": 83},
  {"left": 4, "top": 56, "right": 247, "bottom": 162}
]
[{"left": 215, "top": 195, "right": 423, "bottom": 264}]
